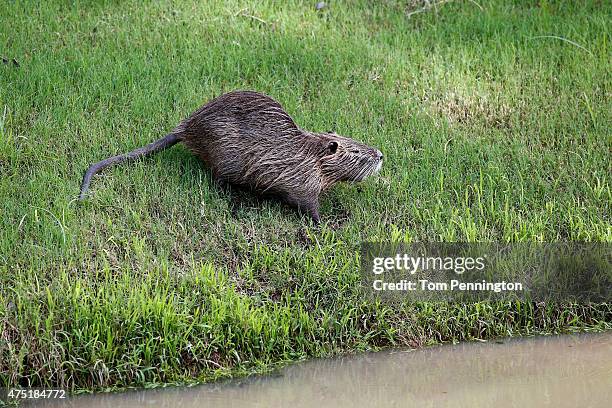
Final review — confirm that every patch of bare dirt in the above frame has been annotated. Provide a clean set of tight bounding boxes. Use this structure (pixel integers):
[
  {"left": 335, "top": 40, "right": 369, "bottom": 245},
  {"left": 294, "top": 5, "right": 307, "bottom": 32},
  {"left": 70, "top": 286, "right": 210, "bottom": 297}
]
[{"left": 427, "top": 91, "right": 516, "bottom": 130}]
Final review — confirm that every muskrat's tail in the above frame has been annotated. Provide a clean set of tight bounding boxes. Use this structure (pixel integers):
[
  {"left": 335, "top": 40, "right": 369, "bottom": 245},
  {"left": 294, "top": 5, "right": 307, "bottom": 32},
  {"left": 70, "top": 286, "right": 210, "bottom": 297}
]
[{"left": 79, "top": 133, "right": 181, "bottom": 200}]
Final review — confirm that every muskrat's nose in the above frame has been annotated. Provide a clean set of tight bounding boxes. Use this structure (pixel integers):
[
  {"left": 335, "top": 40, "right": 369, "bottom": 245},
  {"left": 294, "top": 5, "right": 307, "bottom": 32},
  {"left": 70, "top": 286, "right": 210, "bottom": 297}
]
[{"left": 376, "top": 150, "right": 383, "bottom": 160}]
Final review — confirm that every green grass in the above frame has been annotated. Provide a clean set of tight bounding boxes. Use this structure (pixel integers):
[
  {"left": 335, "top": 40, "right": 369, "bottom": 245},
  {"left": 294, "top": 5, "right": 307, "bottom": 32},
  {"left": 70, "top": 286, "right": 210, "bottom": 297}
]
[{"left": 1, "top": 0, "right": 611, "bottom": 392}]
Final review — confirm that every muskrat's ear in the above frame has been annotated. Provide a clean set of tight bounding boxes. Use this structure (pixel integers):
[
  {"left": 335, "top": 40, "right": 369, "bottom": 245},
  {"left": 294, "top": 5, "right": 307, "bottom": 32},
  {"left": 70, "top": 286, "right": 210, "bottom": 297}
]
[{"left": 328, "top": 141, "right": 338, "bottom": 154}]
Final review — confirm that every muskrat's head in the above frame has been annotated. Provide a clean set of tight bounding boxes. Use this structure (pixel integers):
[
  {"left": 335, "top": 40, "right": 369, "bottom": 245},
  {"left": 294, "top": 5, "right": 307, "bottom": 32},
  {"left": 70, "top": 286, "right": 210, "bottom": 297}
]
[{"left": 316, "top": 132, "right": 383, "bottom": 188}]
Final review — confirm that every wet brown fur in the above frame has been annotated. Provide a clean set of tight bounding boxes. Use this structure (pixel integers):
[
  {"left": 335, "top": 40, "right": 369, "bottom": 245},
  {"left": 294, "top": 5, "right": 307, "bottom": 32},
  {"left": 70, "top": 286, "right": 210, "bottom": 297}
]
[{"left": 80, "top": 91, "right": 383, "bottom": 223}]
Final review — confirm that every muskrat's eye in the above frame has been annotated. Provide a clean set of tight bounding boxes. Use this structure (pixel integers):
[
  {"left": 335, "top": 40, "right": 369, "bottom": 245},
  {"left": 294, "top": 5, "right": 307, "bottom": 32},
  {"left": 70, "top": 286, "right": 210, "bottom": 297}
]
[{"left": 328, "top": 141, "right": 338, "bottom": 154}]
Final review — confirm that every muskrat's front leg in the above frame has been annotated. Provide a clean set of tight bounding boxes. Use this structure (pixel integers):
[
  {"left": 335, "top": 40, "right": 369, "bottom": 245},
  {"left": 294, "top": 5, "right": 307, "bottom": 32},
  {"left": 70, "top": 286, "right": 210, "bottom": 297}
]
[
  {"left": 305, "top": 202, "right": 320, "bottom": 225},
  {"left": 285, "top": 193, "right": 320, "bottom": 224}
]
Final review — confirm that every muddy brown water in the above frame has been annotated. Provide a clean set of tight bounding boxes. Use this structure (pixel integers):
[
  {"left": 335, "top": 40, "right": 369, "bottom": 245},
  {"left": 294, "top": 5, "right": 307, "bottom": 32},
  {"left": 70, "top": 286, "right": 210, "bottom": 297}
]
[{"left": 29, "top": 332, "right": 612, "bottom": 408}]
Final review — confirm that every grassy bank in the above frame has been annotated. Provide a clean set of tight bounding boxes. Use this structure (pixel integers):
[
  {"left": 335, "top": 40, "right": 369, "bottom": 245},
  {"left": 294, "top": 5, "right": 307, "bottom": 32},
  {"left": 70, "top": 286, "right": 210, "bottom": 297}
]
[{"left": 1, "top": 0, "right": 610, "bottom": 392}]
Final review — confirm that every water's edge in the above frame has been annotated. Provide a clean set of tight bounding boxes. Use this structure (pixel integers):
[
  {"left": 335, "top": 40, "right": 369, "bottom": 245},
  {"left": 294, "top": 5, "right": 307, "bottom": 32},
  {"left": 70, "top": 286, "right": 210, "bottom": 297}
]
[{"left": 31, "top": 332, "right": 612, "bottom": 408}]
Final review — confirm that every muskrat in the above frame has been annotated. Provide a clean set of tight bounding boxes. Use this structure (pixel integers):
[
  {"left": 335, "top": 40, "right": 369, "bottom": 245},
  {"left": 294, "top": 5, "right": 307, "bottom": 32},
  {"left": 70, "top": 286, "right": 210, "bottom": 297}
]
[{"left": 79, "top": 90, "right": 383, "bottom": 223}]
